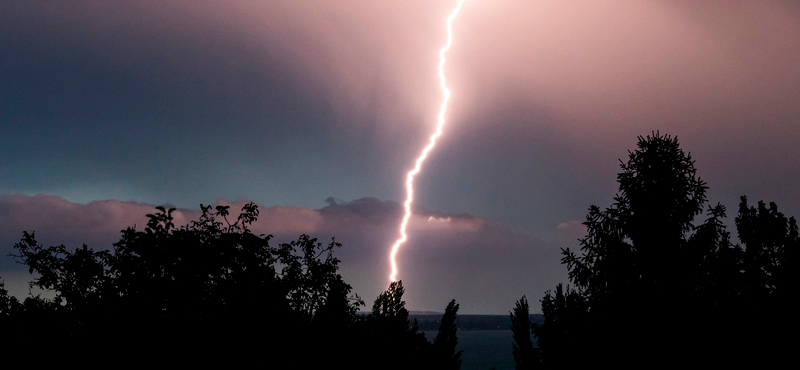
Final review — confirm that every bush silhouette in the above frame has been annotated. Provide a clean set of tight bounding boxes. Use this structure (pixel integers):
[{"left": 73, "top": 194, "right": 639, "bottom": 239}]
[
  {"left": 2, "top": 203, "right": 467, "bottom": 367},
  {"left": 4, "top": 203, "right": 363, "bottom": 360}
]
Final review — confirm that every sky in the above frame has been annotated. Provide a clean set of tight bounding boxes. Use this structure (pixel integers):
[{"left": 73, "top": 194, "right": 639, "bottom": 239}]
[{"left": 1, "top": 0, "right": 799, "bottom": 314}]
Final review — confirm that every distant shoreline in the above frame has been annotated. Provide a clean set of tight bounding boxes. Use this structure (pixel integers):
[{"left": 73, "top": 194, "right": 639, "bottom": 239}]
[{"left": 410, "top": 314, "right": 545, "bottom": 331}]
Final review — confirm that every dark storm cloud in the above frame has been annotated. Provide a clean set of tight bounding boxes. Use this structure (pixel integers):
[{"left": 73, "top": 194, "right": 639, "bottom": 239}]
[{"left": 0, "top": 0, "right": 440, "bottom": 207}]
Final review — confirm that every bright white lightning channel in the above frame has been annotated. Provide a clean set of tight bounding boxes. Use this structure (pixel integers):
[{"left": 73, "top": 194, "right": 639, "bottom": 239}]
[{"left": 389, "top": 0, "right": 465, "bottom": 282}]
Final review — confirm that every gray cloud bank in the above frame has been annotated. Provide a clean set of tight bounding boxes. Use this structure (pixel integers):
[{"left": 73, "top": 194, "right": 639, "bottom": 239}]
[{"left": 0, "top": 195, "right": 568, "bottom": 314}]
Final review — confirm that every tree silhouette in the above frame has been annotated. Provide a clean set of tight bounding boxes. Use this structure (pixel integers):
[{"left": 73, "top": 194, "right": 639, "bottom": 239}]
[
  {"left": 533, "top": 284, "right": 588, "bottom": 369},
  {"left": 736, "top": 196, "right": 799, "bottom": 300},
  {"left": 359, "top": 280, "right": 432, "bottom": 370},
  {"left": 510, "top": 296, "right": 541, "bottom": 370},
  {"left": 733, "top": 196, "right": 798, "bottom": 361},
  {"left": 0, "top": 280, "right": 21, "bottom": 332},
  {"left": 432, "top": 299, "right": 463, "bottom": 370},
  {"left": 12, "top": 233, "right": 111, "bottom": 311},
  {"left": 1, "top": 202, "right": 473, "bottom": 366},
  {"left": 3, "top": 202, "right": 364, "bottom": 359},
  {"left": 537, "top": 132, "right": 797, "bottom": 366},
  {"left": 562, "top": 133, "right": 708, "bottom": 312},
  {"left": 1, "top": 197, "right": 482, "bottom": 368},
  {"left": 370, "top": 280, "right": 415, "bottom": 337}
]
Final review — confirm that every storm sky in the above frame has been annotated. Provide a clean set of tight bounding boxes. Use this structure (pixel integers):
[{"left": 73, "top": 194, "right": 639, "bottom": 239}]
[{"left": 2, "top": 0, "right": 799, "bottom": 314}]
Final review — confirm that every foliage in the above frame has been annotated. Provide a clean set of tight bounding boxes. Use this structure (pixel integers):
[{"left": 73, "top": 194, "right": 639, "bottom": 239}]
[
  {"left": 561, "top": 132, "right": 709, "bottom": 313},
  {"left": 533, "top": 284, "right": 588, "bottom": 368},
  {"left": 2, "top": 205, "right": 467, "bottom": 366},
  {"left": 732, "top": 196, "right": 798, "bottom": 360},
  {"left": 510, "top": 296, "right": 541, "bottom": 370},
  {"left": 0, "top": 280, "right": 20, "bottom": 318},
  {"left": 359, "top": 281, "right": 430, "bottom": 369},
  {"left": 685, "top": 203, "right": 743, "bottom": 306},
  {"left": 12, "top": 233, "right": 111, "bottom": 311},
  {"left": 2, "top": 202, "right": 364, "bottom": 356},
  {"left": 432, "top": 299, "right": 463, "bottom": 370},
  {"left": 357, "top": 281, "right": 464, "bottom": 370},
  {"left": 735, "top": 196, "right": 799, "bottom": 300},
  {"left": 370, "top": 280, "right": 412, "bottom": 333},
  {"left": 535, "top": 132, "right": 798, "bottom": 366}
]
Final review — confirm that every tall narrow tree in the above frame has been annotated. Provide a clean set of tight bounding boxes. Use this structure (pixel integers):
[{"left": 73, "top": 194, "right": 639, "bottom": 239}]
[
  {"left": 510, "top": 296, "right": 541, "bottom": 370},
  {"left": 433, "top": 299, "right": 463, "bottom": 370}
]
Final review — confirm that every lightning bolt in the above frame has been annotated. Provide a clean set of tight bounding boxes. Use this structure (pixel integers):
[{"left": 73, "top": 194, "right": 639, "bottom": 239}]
[{"left": 389, "top": 0, "right": 465, "bottom": 282}]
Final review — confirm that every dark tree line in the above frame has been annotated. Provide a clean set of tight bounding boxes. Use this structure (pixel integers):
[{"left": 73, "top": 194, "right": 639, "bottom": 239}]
[
  {"left": 2, "top": 132, "right": 796, "bottom": 367},
  {"left": 511, "top": 132, "right": 798, "bottom": 368},
  {"left": 0, "top": 203, "right": 463, "bottom": 368}
]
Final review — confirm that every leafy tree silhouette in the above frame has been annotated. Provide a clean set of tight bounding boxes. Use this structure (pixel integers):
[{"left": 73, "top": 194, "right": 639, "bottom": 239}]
[
  {"left": 562, "top": 132, "right": 707, "bottom": 311},
  {"left": 686, "top": 203, "right": 743, "bottom": 303},
  {"left": 2, "top": 202, "right": 473, "bottom": 367},
  {"left": 733, "top": 196, "right": 799, "bottom": 360},
  {"left": 533, "top": 284, "right": 588, "bottom": 369},
  {"left": 3, "top": 202, "right": 364, "bottom": 360},
  {"left": 736, "top": 196, "right": 799, "bottom": 301},
  {"left": 432, "top": 299, "right": 463, "bottom": 370},
  {"left": 370, "top": 280, "right": 411, "bottom": 332},
  {"left": 359, "top": 280, "right": 438, "bottom": 370},
  {"left": 534, "top": 132, "right": 798, "bottom": 366},
  {"left": 1, "top": 202, "right": 478, "bottom": 367},
  {"left": 555, "top": 133, "right": 712, "bottom": 358},
  {"left": 12, "top": 234, "right": 111, "bottom": 311},
  {"left": 510, "top": 296, "right": 541, "bottom": 370},
  {"left": 0, "top": 280, "right": 21, "bottom": 330}
]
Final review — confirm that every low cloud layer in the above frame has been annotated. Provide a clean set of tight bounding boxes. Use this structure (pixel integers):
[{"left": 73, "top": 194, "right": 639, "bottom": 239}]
[{"left": 0, "top": 195, "right": 567, "bottom": 314}]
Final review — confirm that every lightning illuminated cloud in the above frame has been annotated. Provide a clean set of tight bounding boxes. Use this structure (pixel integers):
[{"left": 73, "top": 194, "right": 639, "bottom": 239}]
[{"left": 389, "top": 0, "right": 465, "bottom": 282}]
